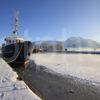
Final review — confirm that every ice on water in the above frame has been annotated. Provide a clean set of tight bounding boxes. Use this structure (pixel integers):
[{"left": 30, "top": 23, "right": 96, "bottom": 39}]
[{"left": 31, "top": 53, "right": 100, "bottom": 83}]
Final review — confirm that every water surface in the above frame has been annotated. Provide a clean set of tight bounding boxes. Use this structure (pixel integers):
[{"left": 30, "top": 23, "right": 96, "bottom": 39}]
[{"left": 31, "top": 53, "right": 100, "bottom": 83}]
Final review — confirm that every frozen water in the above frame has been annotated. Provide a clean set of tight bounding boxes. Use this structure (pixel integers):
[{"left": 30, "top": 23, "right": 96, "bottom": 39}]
[{"left": 31, "top": 53, "right": 100, "bottom": 83}]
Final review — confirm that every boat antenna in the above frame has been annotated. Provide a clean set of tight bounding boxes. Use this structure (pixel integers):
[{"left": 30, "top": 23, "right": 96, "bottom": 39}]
[{"left": 13, "top": 10, "right": 19, "bottom": 34}]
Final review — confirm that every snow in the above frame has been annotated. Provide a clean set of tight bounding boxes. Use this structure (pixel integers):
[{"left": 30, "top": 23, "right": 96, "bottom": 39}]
[
  {"left": 66, "top": 48, "right": 100, "bottom": 51},
  {"left": 0, "top": 57, "right": 41, "bottom": 100},
  {"left": 31, "top": 53, "right": 100, "bottom": 83}
]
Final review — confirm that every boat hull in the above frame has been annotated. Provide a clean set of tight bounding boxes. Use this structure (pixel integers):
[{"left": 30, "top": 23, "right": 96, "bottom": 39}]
[{"left": 1, "top": 41, "right": 33, "bottom": 67}]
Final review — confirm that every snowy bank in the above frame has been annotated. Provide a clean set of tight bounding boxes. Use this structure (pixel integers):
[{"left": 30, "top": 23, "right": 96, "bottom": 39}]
[{"left": 0, "top": 57, "right": 41, "bottom": 100}]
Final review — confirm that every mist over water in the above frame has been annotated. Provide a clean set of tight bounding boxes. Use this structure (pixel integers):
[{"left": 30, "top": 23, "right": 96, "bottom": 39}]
[{"left": 31, "top": 53, "right": 100, "bottom": 83}]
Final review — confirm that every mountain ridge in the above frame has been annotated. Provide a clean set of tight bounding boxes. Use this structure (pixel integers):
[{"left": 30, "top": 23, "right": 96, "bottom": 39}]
[{"left": 33, "top": 37, "right": 100, "bottom": 48}]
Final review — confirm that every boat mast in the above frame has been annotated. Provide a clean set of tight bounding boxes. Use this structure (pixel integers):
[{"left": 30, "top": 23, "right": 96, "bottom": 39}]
[{"left": 13, "top": 11, "right": 19, "bottom": 34}]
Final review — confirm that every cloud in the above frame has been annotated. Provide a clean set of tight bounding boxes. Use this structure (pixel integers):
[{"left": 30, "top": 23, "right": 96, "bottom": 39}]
[
  {"left": 86, "top": 33, "right": 100, "bottom": 42},
  {"left": 23, "top": 29, "right": 33, "bottom": 41},
  {"left": 35, "top": 36, "right": 55, "bottom": 41},
  {"left": 0, "top": 33, "right": 6, "bottom": 45},
  {"left": 57, "top": 28, "right": 68, "bottom": 41},
  {"left": 34, "top": 28, "right": 68, "bottom": 41}
]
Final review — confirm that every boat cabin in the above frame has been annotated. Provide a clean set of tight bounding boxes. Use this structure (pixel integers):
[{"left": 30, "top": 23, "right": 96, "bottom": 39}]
[{"left": 4, "top": 32, "right": 24, "bottom": 45}]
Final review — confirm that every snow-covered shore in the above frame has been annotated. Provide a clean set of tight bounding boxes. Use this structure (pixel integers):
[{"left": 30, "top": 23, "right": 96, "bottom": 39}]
[
  {"left": 0, "top": 57, "right": 40, "bottom": 100},
  {"left": 31, "top": 53, "right": 100, "bottom": 83}
]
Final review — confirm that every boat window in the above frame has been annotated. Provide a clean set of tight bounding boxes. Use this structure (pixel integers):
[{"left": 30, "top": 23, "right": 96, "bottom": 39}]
[{"left": 9, "top": 40, "right": 11, "bottom": 43}]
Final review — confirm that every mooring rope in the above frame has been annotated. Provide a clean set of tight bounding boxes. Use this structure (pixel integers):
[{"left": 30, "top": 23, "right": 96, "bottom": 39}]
[{"left": 3, "top": 44, "right": 23, "bottom": 63}]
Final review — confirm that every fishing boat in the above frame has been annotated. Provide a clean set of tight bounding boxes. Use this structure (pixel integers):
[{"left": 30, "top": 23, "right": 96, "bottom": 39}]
[{"left": 1, "top": 12, "right": 33, "bottom": 67}]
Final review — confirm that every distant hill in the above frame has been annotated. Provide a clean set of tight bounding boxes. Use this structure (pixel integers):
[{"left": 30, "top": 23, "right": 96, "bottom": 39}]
[
  {"left": 64, "top": 37, "right": 100, "bottom": 48},
  {"left": 33, "top": 37, "right": 100, "bottom": 48}
]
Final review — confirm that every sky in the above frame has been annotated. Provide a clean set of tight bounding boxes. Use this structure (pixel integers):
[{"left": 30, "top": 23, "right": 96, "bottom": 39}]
[{"left": 0, "top": 0, "right": 100, "bottom": 44}]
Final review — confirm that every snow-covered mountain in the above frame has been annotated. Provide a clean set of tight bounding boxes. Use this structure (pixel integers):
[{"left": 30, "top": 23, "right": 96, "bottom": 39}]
[
  {"left": 64, "top": 37, "right": 100, "bottom": 48},
  {"left": 33, "top": 37, "right": 100, "bottom": 48}
]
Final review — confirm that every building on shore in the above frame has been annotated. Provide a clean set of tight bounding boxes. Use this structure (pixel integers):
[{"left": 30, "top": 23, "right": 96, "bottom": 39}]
[{"left": 33, "top": 41, "right": 64, "bottom": 53}]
